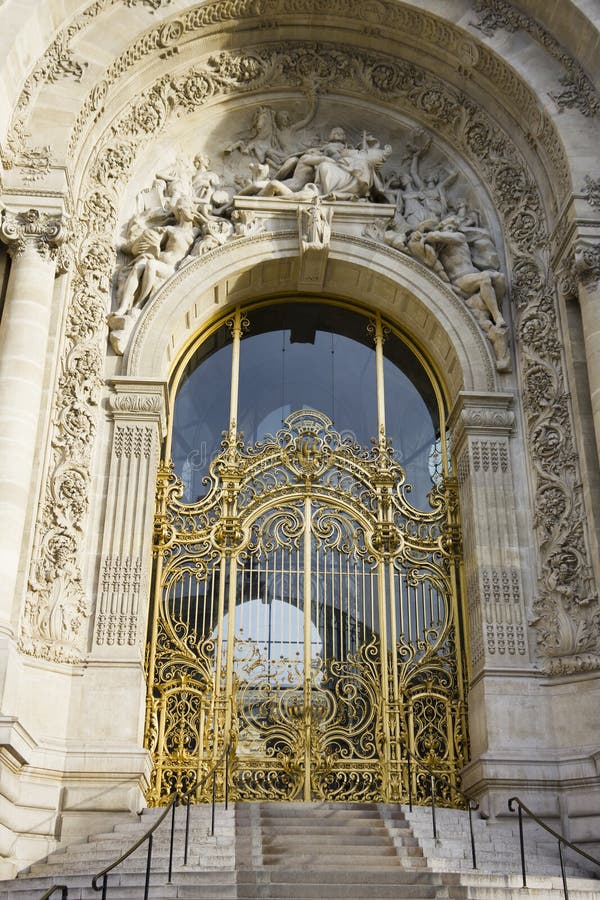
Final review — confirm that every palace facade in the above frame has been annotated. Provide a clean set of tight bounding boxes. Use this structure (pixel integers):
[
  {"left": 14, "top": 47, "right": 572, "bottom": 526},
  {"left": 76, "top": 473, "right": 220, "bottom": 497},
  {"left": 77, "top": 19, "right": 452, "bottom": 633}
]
[{"left": 0, "top": 0, "right": 599, "bottom": 878}]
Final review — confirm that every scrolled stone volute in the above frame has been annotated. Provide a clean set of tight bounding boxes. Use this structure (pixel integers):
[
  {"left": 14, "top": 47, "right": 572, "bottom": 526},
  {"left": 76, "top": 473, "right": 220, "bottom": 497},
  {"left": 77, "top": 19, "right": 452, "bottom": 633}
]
[{"left": 0, "top": 206, "right": 67, "bottom": 262}]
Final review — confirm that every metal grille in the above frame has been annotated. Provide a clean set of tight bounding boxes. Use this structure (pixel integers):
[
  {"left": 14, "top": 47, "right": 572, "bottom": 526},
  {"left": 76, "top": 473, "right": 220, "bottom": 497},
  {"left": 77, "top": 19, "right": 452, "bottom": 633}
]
[{"left": 145, "top": 410, "right": 467, "bottom": 805}]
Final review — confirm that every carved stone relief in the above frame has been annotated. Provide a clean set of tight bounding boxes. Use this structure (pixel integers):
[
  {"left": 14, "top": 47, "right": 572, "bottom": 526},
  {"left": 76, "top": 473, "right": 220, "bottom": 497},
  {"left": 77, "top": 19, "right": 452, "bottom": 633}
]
[
  {"left": 22, "top": 42, "right": 599, "bottom": 674},
  {"left": 124, "top": 0, "right": 173, "bottom": 8},
  {"left": 19, "top": 233, "right": 107, "bottom": 663},
  {"left": 472, "top": 0, "right": 600, "bottom": 117},
  {"left": 574, "top": 240, "right": 600, "bottom": 289},
  {"left": 96, "top": 555, "right": 143, "bottom": 647},
  {"left": 107, "top": 155, "right": 243, "bottom": 353},
  {"left": 108, "top": 109, "right": 510, "bottom": 369},
  {"left": 482, "top": 567, "right": 526, "bottom": 658},
  {"left": 297, "top": 195, "right": 332, "bottom": 290},
  {"left": 582, "top": 176, "right": 600, "bottom": 210}
]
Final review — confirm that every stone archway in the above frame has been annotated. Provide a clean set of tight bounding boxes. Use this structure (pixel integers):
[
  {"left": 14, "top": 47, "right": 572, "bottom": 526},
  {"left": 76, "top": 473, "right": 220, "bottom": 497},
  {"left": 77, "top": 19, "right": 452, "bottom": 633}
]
[{"left": 1, "top": 0, "right": 600, "bottom": 871}]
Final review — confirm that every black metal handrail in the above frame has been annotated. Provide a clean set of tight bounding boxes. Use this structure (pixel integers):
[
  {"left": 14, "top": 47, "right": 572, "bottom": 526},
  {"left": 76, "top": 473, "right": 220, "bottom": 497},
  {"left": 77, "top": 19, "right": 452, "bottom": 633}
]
[
  {"left": 508, "top": 796, "right": 600, "bottom": 898},
  {"left": 91, "top": 743, "right": 230, "bottom": 900},
  {"left": 40, "top": 887, "right": 68, "bottom": 899},
  {"left": 403, "top": 743, "right": 479, "bottom": 869}
]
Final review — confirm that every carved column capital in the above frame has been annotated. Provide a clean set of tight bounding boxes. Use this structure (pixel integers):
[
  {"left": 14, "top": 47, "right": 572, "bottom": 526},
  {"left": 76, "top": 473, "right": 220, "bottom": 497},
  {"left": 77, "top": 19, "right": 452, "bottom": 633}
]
[
  {"left": 573, "top": 239, "right": 600, "bottom": 290},
  {"left": 0, "top": 207, "right": 67, "bottom": 262},
  {"left": 448, "top": 391, "right": 515, "bottom": 449},
  {"left": 107, "top": 377, "right": 169, "bottom": 437}
]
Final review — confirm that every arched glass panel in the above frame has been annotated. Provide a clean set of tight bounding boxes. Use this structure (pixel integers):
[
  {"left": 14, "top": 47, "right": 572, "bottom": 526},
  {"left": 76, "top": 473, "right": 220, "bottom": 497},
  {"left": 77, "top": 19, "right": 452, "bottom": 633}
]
[
  {"left": 236, "top": 303, "right": 377, "bottom": 448},
  {"left": 170, "top": 301, "right": 443, "bottom": 507},
  {"left": 171, "top": 324, "right": 232, "bottom": 501}
]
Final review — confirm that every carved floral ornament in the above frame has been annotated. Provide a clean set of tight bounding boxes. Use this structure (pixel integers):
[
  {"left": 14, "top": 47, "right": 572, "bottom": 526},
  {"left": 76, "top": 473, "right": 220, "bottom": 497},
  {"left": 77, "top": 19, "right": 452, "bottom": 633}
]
[
  {"left": 19, "top": 41, "right": 599, "bottom": 675},
  {"left": 471, "top": 0, "right": 600, "bottom": 118},
  {"left": 574, "top": 240, "right": 600, "bottom": 290}
]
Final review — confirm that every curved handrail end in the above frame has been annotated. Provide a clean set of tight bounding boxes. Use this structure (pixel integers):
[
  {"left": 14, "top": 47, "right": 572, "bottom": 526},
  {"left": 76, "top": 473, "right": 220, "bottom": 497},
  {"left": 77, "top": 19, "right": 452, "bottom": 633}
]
[
  {"left": 40, "top": 886, "right": 68, "bottom": 900},
  {"left": 91, "top": 743, "right": 231, "bottom": 889},
  {"left": 508, "top": 795, "right": 600, "bottom": 870}
]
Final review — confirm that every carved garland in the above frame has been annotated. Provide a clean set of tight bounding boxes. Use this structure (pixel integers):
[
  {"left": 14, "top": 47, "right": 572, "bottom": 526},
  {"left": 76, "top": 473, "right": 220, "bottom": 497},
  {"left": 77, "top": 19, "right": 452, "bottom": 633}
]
[
  {"left": 21, "top": 41, "right": 599, "bottom": 674},
  {"left": 1, "top": 0, "right": 572, "bottom": 208}
]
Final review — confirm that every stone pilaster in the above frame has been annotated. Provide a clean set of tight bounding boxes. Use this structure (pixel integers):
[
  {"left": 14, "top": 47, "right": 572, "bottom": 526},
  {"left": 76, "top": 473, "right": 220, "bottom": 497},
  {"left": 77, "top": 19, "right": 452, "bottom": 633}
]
[
  {"left": 92, "top": 378, "right": 168, "bottom": 657},
  {"left": 0, "top": 207, "right": 67, "bottom": 631},
  {"left": 574, "top": 239, "right": 600, "bottom": 467},
  {"left": 448, "top": 391, "right": 529, "bottom": 676}
]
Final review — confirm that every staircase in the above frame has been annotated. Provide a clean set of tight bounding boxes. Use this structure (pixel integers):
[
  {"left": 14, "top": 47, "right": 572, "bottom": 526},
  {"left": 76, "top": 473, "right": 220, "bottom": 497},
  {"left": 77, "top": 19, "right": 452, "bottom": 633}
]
[{"left": 1, "top": 802, "right": 599, "bottom": 899}]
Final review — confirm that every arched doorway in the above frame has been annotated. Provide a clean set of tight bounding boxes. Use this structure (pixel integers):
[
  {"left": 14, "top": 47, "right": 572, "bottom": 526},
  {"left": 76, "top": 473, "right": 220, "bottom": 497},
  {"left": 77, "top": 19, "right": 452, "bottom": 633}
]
[{"left": 145, "top": 299, "right": 468, "bottom": 804}]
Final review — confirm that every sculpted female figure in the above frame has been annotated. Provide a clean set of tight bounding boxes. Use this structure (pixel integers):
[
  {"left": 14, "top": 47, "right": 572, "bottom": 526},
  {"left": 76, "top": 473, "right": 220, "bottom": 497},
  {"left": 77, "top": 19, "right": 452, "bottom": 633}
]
[{"left": 111, "top": 197, "right": 199, "bottom": 319}]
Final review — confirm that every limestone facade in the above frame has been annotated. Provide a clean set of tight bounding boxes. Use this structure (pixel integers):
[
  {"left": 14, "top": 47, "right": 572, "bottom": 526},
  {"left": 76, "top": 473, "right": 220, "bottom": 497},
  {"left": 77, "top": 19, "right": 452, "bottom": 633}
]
[{"left": 0, "top": 0, "right": 599, "bottom": 879}]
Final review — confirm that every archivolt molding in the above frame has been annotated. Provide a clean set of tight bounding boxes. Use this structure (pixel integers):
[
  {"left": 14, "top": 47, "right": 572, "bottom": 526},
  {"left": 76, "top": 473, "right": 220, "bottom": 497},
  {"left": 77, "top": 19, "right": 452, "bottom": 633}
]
[
  {"left": 123, "top": 233, "right": 496, "bottom": 395},
  {"left": 0, "top": 0, "right": 575, "bottom": 212},
  {"left": 472, "top": 0, "right": 600, "bottom": 117},
  {"left": 19, "top": 40, "right": 600, "bottom": 674}
]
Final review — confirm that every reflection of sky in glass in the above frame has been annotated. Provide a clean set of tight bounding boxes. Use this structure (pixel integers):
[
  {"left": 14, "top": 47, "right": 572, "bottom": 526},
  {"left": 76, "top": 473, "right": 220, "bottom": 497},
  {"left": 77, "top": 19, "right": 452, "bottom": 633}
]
[
  {"left": 171, "top": 304, "right": 442, "bottom": 508},
  {"left": 172, "top": 332, "right": 231, "bottom": 502},
  {"left": 217, "top": 599, "right": 322, "bottom": 686},
  {"left": 384, "top": 356, "right": 438, "bottom": 509},
  {"left": 237, "top": 329, "right": 377, "bottom": 450}
]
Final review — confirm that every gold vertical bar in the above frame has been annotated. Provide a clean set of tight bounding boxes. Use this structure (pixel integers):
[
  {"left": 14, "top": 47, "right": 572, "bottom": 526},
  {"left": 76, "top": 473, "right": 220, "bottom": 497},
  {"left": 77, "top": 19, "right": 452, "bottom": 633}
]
[
  {"left": 408, "top": 700, "right": 415, "bottom": 802},
  {"left": 377, "top": 558, "right": 391, "bottom": 802},
  {"left": 303, "top": 495, "right": 312, "bottom": 801},
  {"left": 224, "top": 553, "right": 238, "bottom": 745},
  {"left": 154, "top": 696, "right": 167, "bottom": 803},
  {"left": 213, "top": 560, "right": 227, "bottom": 719},
  {"left": 388, "top": 562, "right": 401, "bottom": 801},
  {"left": 346, "top": 551, "right": 350, "bottom": 659},
  {"left": 196, "top": 704, "right": 206, "bottom": 801},
  {"left": 145, "top": 542, "right": 165, "bottom": 745},
  {"left": 228, "top": 307, "right": 242, "bottom": 434},
  {"left": 446, "top": 702, "right": 456, "bottom": 789},
  {"left": 387, "top": 564, "right": 399, "bottom": 688},
  {"left": 374, "top": 312, "right": 386, "bottom": 437}
]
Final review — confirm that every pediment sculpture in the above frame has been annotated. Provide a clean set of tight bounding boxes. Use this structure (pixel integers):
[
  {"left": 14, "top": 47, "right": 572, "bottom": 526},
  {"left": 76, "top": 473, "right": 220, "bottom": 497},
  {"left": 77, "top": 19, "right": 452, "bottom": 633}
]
[{"left": 108, "top": 103, "right": 510, "bottom": 372}]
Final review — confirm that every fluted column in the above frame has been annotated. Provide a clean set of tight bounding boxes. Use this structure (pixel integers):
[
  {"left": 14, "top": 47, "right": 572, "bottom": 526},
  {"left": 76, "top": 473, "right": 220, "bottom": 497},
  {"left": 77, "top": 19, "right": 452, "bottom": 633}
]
[
  {"left": 0, "top": 207, "right": 66, "bottom": 630},
  {"left": 574, "top": 240, "right": 600, "bottom": 465}
]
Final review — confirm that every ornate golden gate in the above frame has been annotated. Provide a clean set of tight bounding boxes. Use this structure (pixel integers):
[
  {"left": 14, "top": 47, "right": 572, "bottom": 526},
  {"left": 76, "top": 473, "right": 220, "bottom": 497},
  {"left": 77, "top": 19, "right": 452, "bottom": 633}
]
[{"left": 145, "top": 400, "right": 467, "bottom": 805}]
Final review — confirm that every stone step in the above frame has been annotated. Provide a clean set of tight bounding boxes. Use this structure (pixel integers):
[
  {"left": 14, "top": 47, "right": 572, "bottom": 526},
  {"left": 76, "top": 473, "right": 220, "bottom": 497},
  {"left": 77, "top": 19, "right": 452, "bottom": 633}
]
[
  {"left": 263, "top": 835, "right": 398, "bottom": 849},
  {"left": 2, "top": 802, "right": 599, "bottom": 900},
  {"left": 236, "top": 886, "right": 440, "bottom": 899},
  {"left": 262, "top": 853, "right": 401, "bottom": 867}
]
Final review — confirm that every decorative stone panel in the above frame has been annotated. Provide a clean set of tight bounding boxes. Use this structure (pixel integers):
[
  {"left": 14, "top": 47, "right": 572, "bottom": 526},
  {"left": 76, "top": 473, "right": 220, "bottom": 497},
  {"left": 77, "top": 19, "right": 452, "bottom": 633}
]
[
  {"left": 449, "top": 391, "right": 529, "bottom": 675},
  {"left": 92, "top": 378, "right": 167, "bottom": 656}
]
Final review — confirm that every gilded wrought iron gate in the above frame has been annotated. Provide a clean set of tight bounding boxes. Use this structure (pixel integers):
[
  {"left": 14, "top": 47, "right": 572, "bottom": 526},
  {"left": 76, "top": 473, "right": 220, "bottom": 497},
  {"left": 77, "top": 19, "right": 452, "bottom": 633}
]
[{"left": 145, "top": 407, "right": 467, "bottom": 805}]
